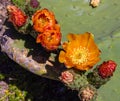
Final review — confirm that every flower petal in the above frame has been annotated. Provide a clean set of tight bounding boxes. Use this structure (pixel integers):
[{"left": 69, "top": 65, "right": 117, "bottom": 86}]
[
  {"left": 36, "top": 34, "right": 42, "bottom": 43},
  {"left": 59, "top": 51, "right": 66, "bottom": 63},
  {"left": 67, "top": 33, "right": 78, "bottom": 41},
  {"left": 59, "top": 51, "right": 74, "bottom": 68}
]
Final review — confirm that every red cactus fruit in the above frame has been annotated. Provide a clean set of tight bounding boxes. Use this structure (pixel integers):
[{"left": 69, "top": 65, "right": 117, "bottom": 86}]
[{"left": 98, "top": 60, "right": 117, "bottom": 78}]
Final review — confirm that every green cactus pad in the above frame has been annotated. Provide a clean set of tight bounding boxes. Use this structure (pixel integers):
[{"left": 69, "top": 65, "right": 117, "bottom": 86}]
[
  {"left": 96, "top": 31, "right": 120, "bottom": 101},
  {"left": 37, "top": 2, "right": 120, "bottom": 100},
  {"left": 39, "top": 0, "right": 120, "bottom": 41}
]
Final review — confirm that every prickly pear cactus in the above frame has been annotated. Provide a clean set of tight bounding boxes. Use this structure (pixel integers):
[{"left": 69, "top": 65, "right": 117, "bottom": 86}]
[{"left": 0, "top": 0, "right": 120, "bottom": 101}]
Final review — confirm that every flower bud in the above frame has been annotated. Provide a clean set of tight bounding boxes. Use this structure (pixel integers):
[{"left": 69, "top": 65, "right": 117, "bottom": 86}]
[
  {"left": 30, "top": 0, "right": 40, "bottom": 8},
  {"left": 59, "top": 71, "right": 74, "bottom": 84},
  {"left": 78, "top": 85, "right": 97, "bottom": 101}
]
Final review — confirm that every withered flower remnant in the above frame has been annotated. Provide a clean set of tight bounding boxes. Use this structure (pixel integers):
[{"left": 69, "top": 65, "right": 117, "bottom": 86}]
[{"left": 90, "top": 0, "right": 100, "bottom": 7}]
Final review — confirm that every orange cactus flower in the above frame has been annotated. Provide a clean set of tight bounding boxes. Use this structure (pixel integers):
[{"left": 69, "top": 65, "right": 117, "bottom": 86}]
[
  {"left": 7, "top": 5, "right": 28, "bottom": 27},
  {"left": 36, "top": 24, "right": 61, "bottom": 51},
  {"left": 59, "top": 32, "right": 101, "bottom": 71},
  {"left": 32, "top": 8, "right": 56, "bottom": 33}
]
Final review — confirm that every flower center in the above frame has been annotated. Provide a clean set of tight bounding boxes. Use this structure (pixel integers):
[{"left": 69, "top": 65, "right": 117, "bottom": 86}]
[
  {"left": 70, "top": 46, "right": 89, "bottom": 65},
  {"left": 39, "top": 14, "right": 49, "bottom": 25}
]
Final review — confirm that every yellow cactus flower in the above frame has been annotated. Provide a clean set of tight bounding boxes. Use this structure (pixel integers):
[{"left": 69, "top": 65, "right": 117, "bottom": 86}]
[{"left": 59, "top": 32, "right": 100, "bottom": 71}]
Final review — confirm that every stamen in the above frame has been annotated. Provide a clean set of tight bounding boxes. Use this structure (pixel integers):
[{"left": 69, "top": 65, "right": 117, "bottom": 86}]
[{"left": 70, "top": 46, "right": 90, "bottom": 65}]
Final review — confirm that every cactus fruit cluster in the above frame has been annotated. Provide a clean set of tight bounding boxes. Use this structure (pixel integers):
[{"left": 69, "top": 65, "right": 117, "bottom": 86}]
[{"left": 0, "top": 0, "right": 119, "bottom": 101}]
